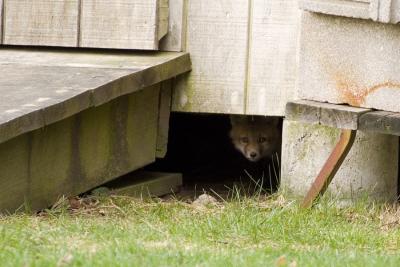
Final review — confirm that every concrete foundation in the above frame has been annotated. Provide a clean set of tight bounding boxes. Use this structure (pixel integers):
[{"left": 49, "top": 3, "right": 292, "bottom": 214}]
[
  {"left": 281, "top": 119, "right": 399, "bottom": 203},
  {"left": 299, "top": 12, "right": 400, "bottom": 113}
]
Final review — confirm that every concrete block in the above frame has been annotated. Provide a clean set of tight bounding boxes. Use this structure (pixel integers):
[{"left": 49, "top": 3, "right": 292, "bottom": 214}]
[
  {"left": 299, "top": 0, "right": 400, "bottom": 24},
  {"left": 299, "top": 12, "right": 400, "bottom": 113},
  {"left": 281, "top": 119, "right": 398, "bottom": 202}
]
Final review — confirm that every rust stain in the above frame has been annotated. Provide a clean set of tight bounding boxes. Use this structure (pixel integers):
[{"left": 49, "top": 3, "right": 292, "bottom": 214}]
[
  {"left": 333, "top": 71, "right": 400, "bottom": 107},
  {"left": 319, "top": 55, "right": 400, "bottom": 107}
]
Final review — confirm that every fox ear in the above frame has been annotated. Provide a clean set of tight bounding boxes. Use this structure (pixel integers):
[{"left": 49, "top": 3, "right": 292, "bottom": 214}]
[{"left": 230, "top": 115, "right": 247, "bottom": 126}]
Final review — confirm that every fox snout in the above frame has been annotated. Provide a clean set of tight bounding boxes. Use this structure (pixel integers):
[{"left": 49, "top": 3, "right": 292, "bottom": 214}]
[
  {"left": 241, "top": 142, "right": 271, "bottom": 162},
  {"left": 249, "top": 151, "right": 258, "bottom": 160},
  {"left": 246, "top": 150, "right": 261, "bottom": 162},
  {"left": 229, "top": 115, "right": 280, "bottom": 162}
]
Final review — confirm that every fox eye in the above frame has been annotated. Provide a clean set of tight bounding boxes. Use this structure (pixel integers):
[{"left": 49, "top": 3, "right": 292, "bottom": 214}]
[
  {"left": 258, "top": 137, "right": 267, "bottom": 143},
  {"left": 240, "top": 137, "right": 249, "bottom": 143}
]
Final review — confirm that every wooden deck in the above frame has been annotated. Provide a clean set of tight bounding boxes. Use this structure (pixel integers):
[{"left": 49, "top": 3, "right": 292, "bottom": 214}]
[
  {"left": 0, "top": 47, "right": 190, "bottom": 144},
  {"left": 0, "top": 47, "right": 191, "bottom": 212}
]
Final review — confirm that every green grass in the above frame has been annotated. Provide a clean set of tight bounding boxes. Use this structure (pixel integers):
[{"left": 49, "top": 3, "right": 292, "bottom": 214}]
[{"left": 0, "top": 193, "right": 399, "bottom": 267}]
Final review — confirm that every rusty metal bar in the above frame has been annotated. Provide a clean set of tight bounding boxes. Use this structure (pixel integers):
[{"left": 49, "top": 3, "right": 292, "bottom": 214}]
[{"left": 301, "top": 129, "right": 357, "bottom": 208}]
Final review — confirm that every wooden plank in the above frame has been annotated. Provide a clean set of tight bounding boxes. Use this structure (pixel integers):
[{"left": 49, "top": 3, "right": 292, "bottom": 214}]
[
  {"left": 285, "top": 100, "right": 320, "bottom": 124},
  {"left": 172, "top": 0, "right": 249, "bottom": 114},
  {"left": 286, "top": 100, "right": 370, "bottom": 130},
  {"left": 158, "top": 0, "right": 169, "bottom": 41},
  {"left": 246, "top": 0, "right": 301, "bottom": 116},
  {"left": 359, "top": 111, "right": 400, "bottom": 136},
  {"left": 0, "top": 48, "right": 191, "bottom": 144},
  {"left": 3, "top": 0, "right": 79, "bottom": 46},
  {"left": 156, "top": 80, "right": 172, "bottom": 158},
  {"left": 0, "top": 87, "right": 160, "bottom": 213},
  {"left": 108, "top": 171, "right": 182, "bottom": 198},
  {"left": 160, "top": 0, "right": 187, "bottom": 52},
  {"left": 80, "top": 0, "right": 160, "bottom": 50},
  {"left": 0, "top": 0, "right": 3, "bottom": 44},
  {"left": 319, "top": 104, "right": 370, "bottom": 130},
  {"left": 0, "top": 48, "right": 190, "bottom": 68}
]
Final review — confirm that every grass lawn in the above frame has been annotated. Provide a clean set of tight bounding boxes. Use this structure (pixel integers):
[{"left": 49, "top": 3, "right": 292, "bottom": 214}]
[{"left": 0, "top": 192, "right": 399, "bottom": 267}]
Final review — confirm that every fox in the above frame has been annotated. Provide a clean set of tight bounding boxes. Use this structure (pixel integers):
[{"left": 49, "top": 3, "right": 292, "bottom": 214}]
[{"left": 229, "top": 115, "right": 281, "bottom": 162}]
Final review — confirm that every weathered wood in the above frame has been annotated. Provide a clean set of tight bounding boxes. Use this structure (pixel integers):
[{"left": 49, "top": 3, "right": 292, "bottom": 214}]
[
  {"left": 108, "top": 171, "right": 182, "bottom": 198},
  {"left": 158, "top": 0, "right": 169, "bottom": 41},
  {"left": 156, "top": 80, "right": 172, "bottom": 158},
  {"left": 0, "top": 48, "right": 191, "bottom": 144},
  {"left": 0, "top": 48, "right": 191, "bottom": 71},
  {"left": 3, "top": 0, "right": 171, "bottom": 49},
  {"left": 160, "top": 0, "right": 186, "bottom": 52},
  {"left": 171, "top": 0, "right": 300, "bottom": 115},
  {"left": 286, "top": 100, "right": 370, "bottom": 130},
  {"left": 172, "top": 0, "right": 249, "bottom": 114},
  {"left": 285, "top": 100, "right": 320, "bottom": 124},
  {"left": 359, "top": 111, "right": 400, "bottom": 136},
  {"left": 3, "top": 0, "right": 79, "bottom": 46},
  {"left": 0, "top": 0, "right": 3, "bottom": 44},
  {"left": 0, "top": 87, "right": 160, "bottom": 213},
  {"left": 246, "top": 0, "right": 300, "bottom": 116},
  {"left": 80, "top": 0, "right": 161, "bottom": 50}
]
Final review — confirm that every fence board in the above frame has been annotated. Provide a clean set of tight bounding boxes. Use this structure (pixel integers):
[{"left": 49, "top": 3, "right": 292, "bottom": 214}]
[
  {"left": 80, "top": 0, "right": 160, "bottom": 49},
  {"left": 4, "top": 0, "right": 79, "bottom": 46},
  {"left": 246, "top": 0, "right": 300, "bottom": 116},
  {"left": 0, "top": 0, "right": 3, "bottom": 44},
  {"left": 160, "top": 0, "right": 186, "bottom": 51},
  {"left": 172, "top": 0, "right": 249, "bottom": 114}
]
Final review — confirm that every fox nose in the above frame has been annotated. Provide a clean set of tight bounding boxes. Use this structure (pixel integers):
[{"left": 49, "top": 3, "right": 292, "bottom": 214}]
[{"left": 250, "top": 152, "right": 258, "bottom": 159}]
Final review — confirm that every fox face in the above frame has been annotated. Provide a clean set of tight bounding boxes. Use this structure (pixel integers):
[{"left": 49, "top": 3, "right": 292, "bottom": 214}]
[{"left": 229, "top": 115, "right": 280, "bottom": 162}]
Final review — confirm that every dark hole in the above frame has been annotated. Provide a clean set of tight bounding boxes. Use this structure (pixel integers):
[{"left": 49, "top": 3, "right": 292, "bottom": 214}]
[{"left": 146, "top": 112, "right": 282, "bottom": 199}]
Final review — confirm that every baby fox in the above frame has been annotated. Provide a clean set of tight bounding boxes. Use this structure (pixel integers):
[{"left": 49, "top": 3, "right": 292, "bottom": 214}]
[{"left": 229, "top": 115, "right": 281, "bottom": 162}]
